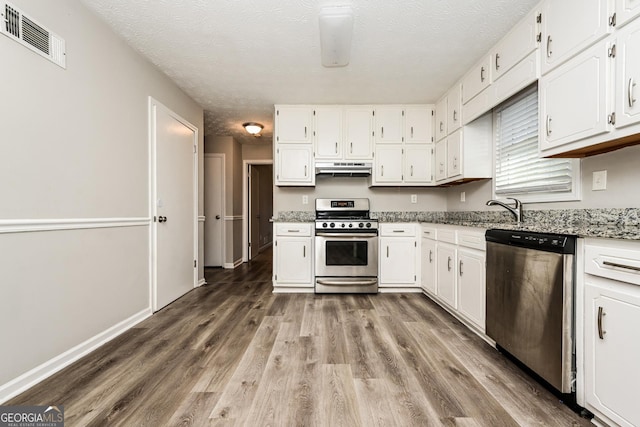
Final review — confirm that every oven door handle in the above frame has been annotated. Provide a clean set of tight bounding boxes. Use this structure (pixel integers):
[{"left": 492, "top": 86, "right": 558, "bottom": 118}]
[
  {"left": 316, "top": 279, "right": 378, "bottom": 286},
  {"left": 316, "top": 232, "right": 378, "bottom": 238}
]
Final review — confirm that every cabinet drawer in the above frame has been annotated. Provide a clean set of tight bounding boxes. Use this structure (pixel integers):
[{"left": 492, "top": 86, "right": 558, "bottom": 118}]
[
  {"left": 380, "top": 223, "right": 417, "bottom": 236},
  {"left": 275, "top": 223, "right": 312, "bottom": 236},
  {"left": 437, "top": 228, "right": 457, "bottom": 244},
  {"left": 585, "top": 242, "right": 640, "bottom": 286},
  {"left": 457, "top": 229, "right": 486, "bottom": 251},
  {"left": 420, "top": 225, "right": 437, "bottom": 240}
]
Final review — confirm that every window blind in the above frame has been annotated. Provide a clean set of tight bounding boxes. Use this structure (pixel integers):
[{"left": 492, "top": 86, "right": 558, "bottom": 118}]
[{"left": 494, "top": 87, "right": 574, "bottom": 196}]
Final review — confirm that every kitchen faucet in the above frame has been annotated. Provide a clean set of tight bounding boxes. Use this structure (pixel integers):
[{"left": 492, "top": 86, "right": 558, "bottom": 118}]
[{"left": 486, "top": 198, "right": 523, "bottom": 224}]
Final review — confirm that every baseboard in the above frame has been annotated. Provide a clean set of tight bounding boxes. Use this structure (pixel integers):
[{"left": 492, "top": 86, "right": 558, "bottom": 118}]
[
  {"left": 223, "top": 258, "right": 243, "bottom": 269},
  {"left": 378, "top": 287, "right": 423, "bottom": 293},
  {"left": 196, "top": 278, "right": 207, "bottom": 287},
  {"left": 0, "top": 307, "right": 152, "bottom": 404},
  {"left": 259, "top": 241, "right": 273, "bottom": 252}
]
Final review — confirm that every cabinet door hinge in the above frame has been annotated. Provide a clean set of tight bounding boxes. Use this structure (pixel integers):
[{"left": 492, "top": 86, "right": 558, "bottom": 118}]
[
  {"left": 414, "top": 275, "right": 416, "bottom": 281},
  {"left": 275, "top": 241, "right": 278, "bottom": 246},
  {"left": 402, "top": 110, "right": 405, "bottom": 116},
  {"left": 609, "top": 12, "right": 616, "bottom": 27},
  {"left": 608, "top": 112, "right": 616, "bottom": 125},
  {"left": 608, "top": 44, "right": 616, "bottom": 58},
  {"left": 313, "top": 110, "right": 316, "bottom": 115},
  {"left": 194, "top": 260, "right": 197, "bottom": 268},
  {"left": 536, "top": 32, "right": 542, "bottom": 43},
  {"left": 275, "top": 274, "right": 277, "bottom": 280},
  {"left": 431, "top": 110, "right": 435, "bottom": 116},
  {"left": 277, "top": 136, "right": 280, "bottom": 142},
  {"left": 536, "top": 13, "right": 542, "bottom": 23},
  {"left": 414, "top": 241, "right": 417, "bottom": 247},
  {"left": 402, "top": 137, "right": 404, "bottom": 142},
  {"left": 276, "top": 110, "right": 279, "bottom": 115}
]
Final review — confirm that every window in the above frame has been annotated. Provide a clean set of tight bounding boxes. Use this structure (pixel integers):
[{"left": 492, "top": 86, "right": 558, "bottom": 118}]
[{"left": 493, "top": 85, "right": 580, "bottom": 203}]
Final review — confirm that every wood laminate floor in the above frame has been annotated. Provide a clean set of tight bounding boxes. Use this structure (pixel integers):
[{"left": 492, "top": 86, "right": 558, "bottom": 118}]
[{"left": 9, "top": 248, "right": 590, "bottom": 426}]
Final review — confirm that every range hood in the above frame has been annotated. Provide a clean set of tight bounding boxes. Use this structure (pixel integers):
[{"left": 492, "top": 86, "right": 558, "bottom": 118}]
[{"left": 315, "top": 162, "right": 372, "bottom": 177}]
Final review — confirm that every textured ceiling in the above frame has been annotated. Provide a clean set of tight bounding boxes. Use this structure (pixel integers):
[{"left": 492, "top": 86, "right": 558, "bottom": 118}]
[{"left": 79, "top": 0, "right": 539, "bottom": 144}]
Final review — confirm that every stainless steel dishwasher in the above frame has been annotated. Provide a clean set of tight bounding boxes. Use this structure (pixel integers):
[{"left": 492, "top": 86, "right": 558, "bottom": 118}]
[{"left": 486, "top": 229, "right": 576, "bottom": 395}]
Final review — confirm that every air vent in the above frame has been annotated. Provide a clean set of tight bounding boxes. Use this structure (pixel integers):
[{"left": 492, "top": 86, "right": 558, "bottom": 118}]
[{"left": 1, "top": 2, "right": 66, "bottom": 68}]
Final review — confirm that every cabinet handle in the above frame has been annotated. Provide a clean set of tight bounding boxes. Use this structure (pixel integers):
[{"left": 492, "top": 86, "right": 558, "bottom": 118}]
[
  {"left": 335, "top": 142, "right": 338, "bottom": 153},
  {"left": 304, "top": 126, "right": 307, "bottom": 138},
  {"left": 287, "top": 229, "right": 300, "bottom": 233},
  {"left": 629, "top": 78, "right": 637, "bottom": 107},
  {"left": 597, "top": 306, "right": 606, "bottom": 339},
  {"left": 453, "top": 110, "right": 458, "bottom": 122},
  {"left": 429, "top": 250, "right": 433, "bottom": 263},
  {"left": 447, "top": 256, "right": 452, "bottom": 271},
  {"left": 546, "top": 115, "right": 552, "bottom": 136},
  {"left": 411, "top": 165, "right": 414, "bottom": 176},
  {"left": 453, "top": 156, "right": 457, "bottom": 170},
  {"left": 304, "top": 165, "right": 307, "bottom": 177},
  {"left": 495, "top": 53, "right": 500, "bottom": 70},
  {"left": 480, "top": 66, "right": 485, "bottom": 82},
  {"left": 381, "top": 126, "right": 384, "bottom": 139},
  {"left": 459, "top": 260, "right": 463, "bottom": 276},
  {"left": 411, "top": 126, "right": 414, "bottom": 138},
  {"left": 392, "top": 230, "right": 404, "bottom": 233},
  {"left": 387, "top": 246, "right": 389, "bottom": 258},
  {"left": 350, "top": 142, "right": 353, "bottom": 153},
  {"left": 546, "top": 35, "right": 553, "bottom": 58},
  {"left": 440, "top": 121, "right": 444, "bottom": 132},
  {"left": 602, "top": 260, "right": 640, "bottom": 272},
  {"left": 381, "top": 165, "right": 384, "bottom": 176},
  {"left": 303, "top": 245, "right": 306, "bottom": 257}
]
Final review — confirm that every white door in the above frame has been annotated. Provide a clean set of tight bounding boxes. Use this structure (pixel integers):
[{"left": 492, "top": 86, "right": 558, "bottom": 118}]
[
  {"left": 435, "top": 97, "right": 448, "bottom": 141},
  {"left": 276, "top": 145, "right": 313, "bottom": 185},
  {"left": 374, "top": 145, "right": 403, "bottom": 183},
  {"left": 435, "top": 139, "right": 448, "bottom": 181},
  {"left": 275, "top": 106, "right": 312, "bottom": 143},
  {"left": 344, "top": 107, "right": 374, "bottom": 159},
  {"left": 375, "top": 106, "right": 404, "bottom": 144},
  {"left": 447, "top": 84, "right": 462, "bottom": 134},
  {"left": 616, "top": 0, "right": 640, "bottom": 27},
  {"left": 151, "top": 99, "right": 196, "bottom": 311},
  {"left": 616, "top": 18, "right": 640, "bottom": 129},
  {"left": 405, "top": 106, "right": 434, "bottom": 143},
  {"left": 314, "top": 106, "right": 343, "bottom": 159},
  {"left": 249, "top": 165, "right": 260, "bottom": 260},
  {"left": 437, "top": 243, "right": 457, "bottom": 308},
  {"left": 379, "top": 237, "right": 416, "bottom": 285},
  {"left": 447, "top": 129, "right": 462, "bottom": 178},
  {"left": 204, "top": 155, "right": 224, "bottom": 267},
  {"left": 458, "top": 249, "right": 486, "bottom": 331},
  {"left": 420, "top": 237, "right": 437, "bottom": 295},
  {"left": 404, "top": 145, "right": 433, "bottom": 183}
]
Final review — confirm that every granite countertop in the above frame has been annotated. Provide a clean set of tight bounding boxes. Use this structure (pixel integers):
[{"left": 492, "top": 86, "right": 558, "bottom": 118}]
[{"left": 273, "top": 208, "right": 640, "bottom": 240}]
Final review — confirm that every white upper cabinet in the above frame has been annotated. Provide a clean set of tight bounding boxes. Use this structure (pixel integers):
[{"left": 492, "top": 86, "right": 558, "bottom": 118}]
[
  {"left": 616, "top": 0, "right": 640, "bottom": 28},
  {"left": 615, "top": 17, "right": 640, "bottom": 129},
  {"left": 539, "top": 40, "right": 613, "bottom": 152},
  {"left": 541, "top": 0, "right": 612, "bottom": 75},
  {"left": 276, "top": 144, "right": 314, "bottom": 186},
  {"left": 446, "top": 130, "right": 462, "bottom": 179},
  {"left": 345, "top": 106, "right": 374, "bottom": 159},
  {"left": 275, "top": 106, "right": 313, "bottom": 143},
  {"left": 375, "top": 106, "right": 404, "bottom": 144},
  {"left": 492, "top": 7, "right": 540, "bottom": 81},
  {"left": 447, "top": 84, "right": 462, "bottom": 134},
  {"left": 404, "top": 145, "right": 434, "bottom": 183},
  {"left": 435, "top": 96, "right": 448, "bottom": 141},
  {"left": 405, "top": 106, "right": 434, "bottom": 143},
  {"left": 314, "top": 106, "right": 343, "bottom": 159},
  {"left": 374, "top": 145, "right": 404, "bottom": 183},
  {"left": 434, "top": 139, "right": 448, "bottom": 182},
  {"left": 462, "top": 55, "right": 492, "bottom": 104}
]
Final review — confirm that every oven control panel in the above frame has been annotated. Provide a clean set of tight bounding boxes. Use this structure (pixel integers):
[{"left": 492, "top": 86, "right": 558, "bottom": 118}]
[{"left": 315, "top": 220, "right": 378, "bottom": 232}]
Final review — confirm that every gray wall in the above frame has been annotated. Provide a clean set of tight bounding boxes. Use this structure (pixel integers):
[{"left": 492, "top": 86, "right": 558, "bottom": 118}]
[
  {"left": 0, "top": 0, "right": 203, "bottom": 395},
  {"left": 445, "top": 144, "right": 640, "bottom": 212}
]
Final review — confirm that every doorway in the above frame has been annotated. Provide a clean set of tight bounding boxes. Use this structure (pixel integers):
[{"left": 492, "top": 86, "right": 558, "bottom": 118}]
[
  {"left": 204, "top": 154, "right": 225, "bottom": 267},
  {"left": 243, "top": 160, "right": 273, "bottom": 262},
  {"left": 149, "top": 97, "right": 198, "bottom": 312}
]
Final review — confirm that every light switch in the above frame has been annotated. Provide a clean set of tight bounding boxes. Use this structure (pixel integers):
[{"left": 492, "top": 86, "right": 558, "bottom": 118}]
[
  {"left": 302, "top": 195, "right": 309, "bottom": 204},
  {"left": 592, "top": 170, "right": 607, "bottom": 191},
  {"left": 411, "top": 194, "right": 417, "bottom": 204}
]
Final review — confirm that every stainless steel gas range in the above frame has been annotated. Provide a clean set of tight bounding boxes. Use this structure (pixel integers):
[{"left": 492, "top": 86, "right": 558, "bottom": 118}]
[{"left": 314, "top": 198, "right": 378, "bottom": 294}]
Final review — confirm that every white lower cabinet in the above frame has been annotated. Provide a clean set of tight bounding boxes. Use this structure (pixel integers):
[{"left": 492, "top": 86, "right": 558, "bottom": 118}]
[
  {"left": 457, "top": 248, "right": 486, "bottom": 331},
  {"left": 421, "top": 224, "right": 487, "bottom": 333},
  {"left": 273, "top": 223, "right": 314, "bottom": 292},
  {"left": 420, "top": 226, "right": 437, "bottom": 295},
  {"left": 379, "top": 223, "right": 419, "bottom": 290},
  {"left": 436, "top": 243, "right": 457, "bottom": 308},
  {"left": 583, "top": 239, "right": 640, "bottom": 427}
]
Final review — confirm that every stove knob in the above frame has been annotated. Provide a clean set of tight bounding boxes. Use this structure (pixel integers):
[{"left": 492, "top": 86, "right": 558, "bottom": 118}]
[
  {"left": 359, "top": 223, "right": 364, "bottom": 228},
  {"left": 366, "top": 223, "right": 371, "bottom": 228},
  {"left": 349, "top": 223, "right": 353, "bottom": 228},
  {"left": 341, "top": 223, "right": 346, "bottom": 228},
  {"left": 330, "top": 223, "right": 335, "bottom": 228},
  {"left": 322, "top": 222, "right": 328, "bottom": 228}
]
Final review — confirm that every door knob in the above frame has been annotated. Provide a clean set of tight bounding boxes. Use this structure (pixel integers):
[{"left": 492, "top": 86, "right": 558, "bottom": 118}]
[{"left": 215, "top": 215, "right": 221, "bottom": 220}]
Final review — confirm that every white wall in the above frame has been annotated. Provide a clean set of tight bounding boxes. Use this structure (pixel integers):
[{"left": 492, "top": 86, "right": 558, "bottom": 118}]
[
  {"left": 0, "top": 0, "right": 203, "bottom": 400},
  {"left": 445, "top": 144, "right": 640, "bottom": 211}
]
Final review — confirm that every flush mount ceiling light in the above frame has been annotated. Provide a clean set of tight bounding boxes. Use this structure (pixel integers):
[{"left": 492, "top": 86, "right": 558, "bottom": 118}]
[
  {"left": 319, "top": 5, "right": 354, "bottom": 67},
  {"left": 243, "top": 122, "right": 264, "bottom": 136}
]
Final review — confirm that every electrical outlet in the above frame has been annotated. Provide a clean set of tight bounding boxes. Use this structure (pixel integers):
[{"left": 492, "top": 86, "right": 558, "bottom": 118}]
[
  {"left": 411, "top": 194, "right": 417, "bottom": 204},
  {"left": 460, "top": 191, "right": 466, "bottom": 202},
  {"left": 302, "top": 195, "right": 309, "bottom": 204},
  {"left": 592, "top": 170, "right": 607, "bottom": 191}
]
